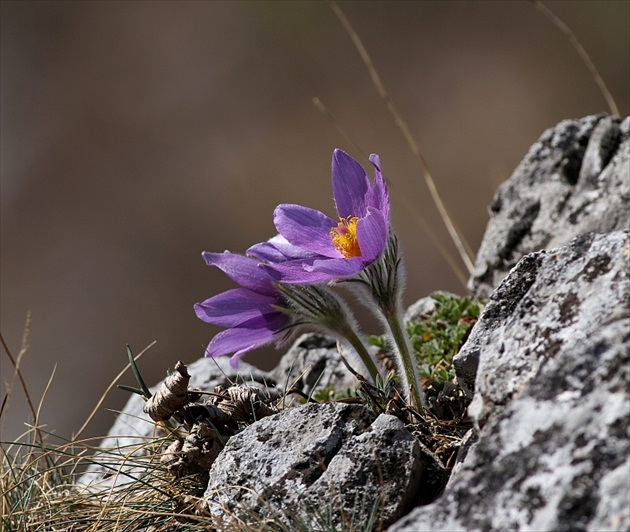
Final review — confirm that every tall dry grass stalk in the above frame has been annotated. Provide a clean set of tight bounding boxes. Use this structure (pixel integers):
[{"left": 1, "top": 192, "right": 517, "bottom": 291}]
[{"left": 329, "top": 0, "right": 477, "bottom": 282}]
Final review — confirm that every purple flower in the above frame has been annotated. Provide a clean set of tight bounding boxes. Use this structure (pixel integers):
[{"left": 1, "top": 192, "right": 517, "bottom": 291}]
[
  {"left": 194, "top": 252, "right": 289, "bottom": 367},
  {"left": 262, "top": 149, "right": 390, "bottom": 283}
]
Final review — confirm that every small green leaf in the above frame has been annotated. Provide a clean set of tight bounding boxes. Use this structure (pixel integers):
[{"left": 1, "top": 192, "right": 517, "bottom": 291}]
[
  {"left": 117, "top": 384, "right": 147, "bottom": 396},
  {"left": 127, "top": 344, "right": 152, "bottom": 399}
]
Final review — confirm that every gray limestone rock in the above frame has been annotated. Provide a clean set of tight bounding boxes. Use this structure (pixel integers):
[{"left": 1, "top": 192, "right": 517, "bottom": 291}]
[
  {"left": 391, "top": 230, "right": 630, "bottom": 532},
  {"left": 470, "top": 114, "right": 629, "bottom": 298},
  {"left": 268, "top": 333, "right": 370, "bottom": 404},
  {"left": 455, "top": 230, "right": 628, "bottom": 402},
  {"left": 204, "top": 401, "right": 426, "bottom": 529}
]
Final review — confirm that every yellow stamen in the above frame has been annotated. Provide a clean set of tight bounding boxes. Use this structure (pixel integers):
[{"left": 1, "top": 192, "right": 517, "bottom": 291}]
[{"left": 330, "top": 216, "right": 361, "bottom": 258}]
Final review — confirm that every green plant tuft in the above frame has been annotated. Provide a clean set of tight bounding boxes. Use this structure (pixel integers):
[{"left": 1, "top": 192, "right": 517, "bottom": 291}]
[{"left": 369, "top": 291, "right": 482, "bottom": 394}]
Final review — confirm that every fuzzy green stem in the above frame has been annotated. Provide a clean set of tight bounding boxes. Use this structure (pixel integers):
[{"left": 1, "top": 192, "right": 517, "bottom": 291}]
[
  {"left": 275, "top": 282, "right": 383, "bottom": 384},
  {"left": 355, "top": 235, "right": 426, "bottom": 413},
  {"left": 340, "top": 325, "right": 381, "bottom": 383},
  {"left": 384, "top": 310, "right": 425, "bottom": 413}
]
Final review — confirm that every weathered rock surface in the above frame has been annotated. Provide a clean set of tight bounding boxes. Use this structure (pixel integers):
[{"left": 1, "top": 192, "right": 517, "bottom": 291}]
[
  {"left": 77, "top": 332, "right": 371, "bottom": 491},
  {"left": 470, "top": 114, "right": 629, "bottom": 298},
  {"left": 392, "top": 230, "right": 630, "bottom": 531},
  {"left": 268, "top": 333, "right": 363, "bottom": 404},
  {"left": 204, "top": 401, "right": 426, "bottom": 529},
  {"left": 403, "top": 295, "right": 438, "bottom": 322},
  {"left": 455, "top": 230, "right": 629, "bottom": 400}
]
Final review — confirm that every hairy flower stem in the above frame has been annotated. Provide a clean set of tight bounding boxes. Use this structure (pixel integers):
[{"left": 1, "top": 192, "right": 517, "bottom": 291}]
[
  {"left": 339, "top": 324, "right": 381, "bottom": 383},
  {"left": 383, "top": 309, "right": 425, "bottom": 413},
  {"left": 276, "top": 283, "right": 381, "bottom": 383},
  {"left": 355, "top": 235, "right": 426, "bottom": 413}
]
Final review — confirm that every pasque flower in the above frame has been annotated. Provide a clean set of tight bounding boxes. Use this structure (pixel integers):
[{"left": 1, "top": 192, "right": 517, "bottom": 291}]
[
  {"left": 194, "top": 251, "right": 290, "bottom": 367},
  {"left": 195, "top": 149, "right": 423, "bottom": 412},
  {"left": 263, "top": 149, "right": 390, "bottom": 283},
  {"left": 253, "top": 149, "right": 425, "bottom": 412},
  {"left": 194, "top": 250, "right": 381, "bottom": 381}
]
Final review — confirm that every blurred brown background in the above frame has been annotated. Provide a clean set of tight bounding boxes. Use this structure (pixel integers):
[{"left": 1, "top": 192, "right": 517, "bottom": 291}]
[{"left": 2, "top": 1, "right": 628, "bottom": 444}]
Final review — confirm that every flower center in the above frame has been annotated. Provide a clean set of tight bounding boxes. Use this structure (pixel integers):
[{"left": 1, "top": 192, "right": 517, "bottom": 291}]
[{"left": 330, "top": 216, "right": 361, "bottom": 258}]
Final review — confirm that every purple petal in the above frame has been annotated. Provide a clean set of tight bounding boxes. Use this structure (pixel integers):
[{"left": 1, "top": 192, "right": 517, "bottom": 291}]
[
  {"left": 366, "top": 153, "right": 390, "bottom": 222},
  {"left": 194, "top": 288, "right": 279, "bottom": 327},
  {"left": 261, "top": 260, "right": 340, "bottom": 284},
  {"left": 274, "top": 204, "right": 340, "bottom": 258},
  {"left": 201, "top": 252, "right": 275, "bottom": 296},
  {"left": 239, "top": 311, "right": 287, "bottom": 331},
  {"left": 332, "top": 149, "right": 370, "bottom": 218},
  {"left": 306, "top": 256, "right": 366, "bottom": 279},
  {"left": 247, "top": 234, "right": 314, "bottom": 263},
  {"left": 205, "top": 326, "right": 280, "bottom": 367},
  {"left": 246, "top": 241, "right": 288, "bottom": 263},
  {"left": 356, "top": 209, "right": 388, "bottom": 263}
]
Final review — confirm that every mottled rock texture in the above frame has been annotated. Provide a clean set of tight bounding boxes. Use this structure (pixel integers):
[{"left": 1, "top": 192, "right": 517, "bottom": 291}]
[
  {"left": 455, "top": 230, "right": 629, "bottom": 400},
  {"left": 268, "top": 333, "right": 362, "bottom": 404},
  {"left": 392, "top": 230, "right": 630, "bottom": 532},
  {"left": 470, "top": 114, "right": 629, "bottom": 298},
  {"left": 204, "top": 402, "right": 426, "bottom": 529}
]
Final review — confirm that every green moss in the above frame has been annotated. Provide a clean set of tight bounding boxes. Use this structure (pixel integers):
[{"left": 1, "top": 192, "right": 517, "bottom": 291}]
[
  {"left": 309, "top": 385, "right": 357, "bottom": 403},
  {"left": 369, "top": 291, "right": 482, "bottom": 390}
]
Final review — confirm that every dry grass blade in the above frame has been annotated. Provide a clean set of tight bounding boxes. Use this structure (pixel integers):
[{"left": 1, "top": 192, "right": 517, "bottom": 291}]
[
  {"left": 34, "top": 364, "right": 57, "bottom": 433},
  {"left": 2, "top": 430, "right": 213, "bottom": 531},
  {"left": 1, "top": 315, "right": 56, "bottom": 474},
  {"left": 1, "top": 314, "right": 44, "bottom": 449},
  {"left": 329, "top": 1, "right": 476, "bottom": 277},
  {"left": 532, "top": 0, "right": 620, "bottom": 117}
]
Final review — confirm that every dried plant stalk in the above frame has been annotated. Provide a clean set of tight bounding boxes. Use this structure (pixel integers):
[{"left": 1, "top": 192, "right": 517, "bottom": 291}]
[{"left": 143, "top": 361, "right": 190, "bottom": 421}]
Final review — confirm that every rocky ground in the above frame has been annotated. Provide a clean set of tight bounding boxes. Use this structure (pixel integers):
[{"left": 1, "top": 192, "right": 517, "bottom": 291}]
[{"left": 80, "top": 114, "right": 629, "bottom": 531}]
